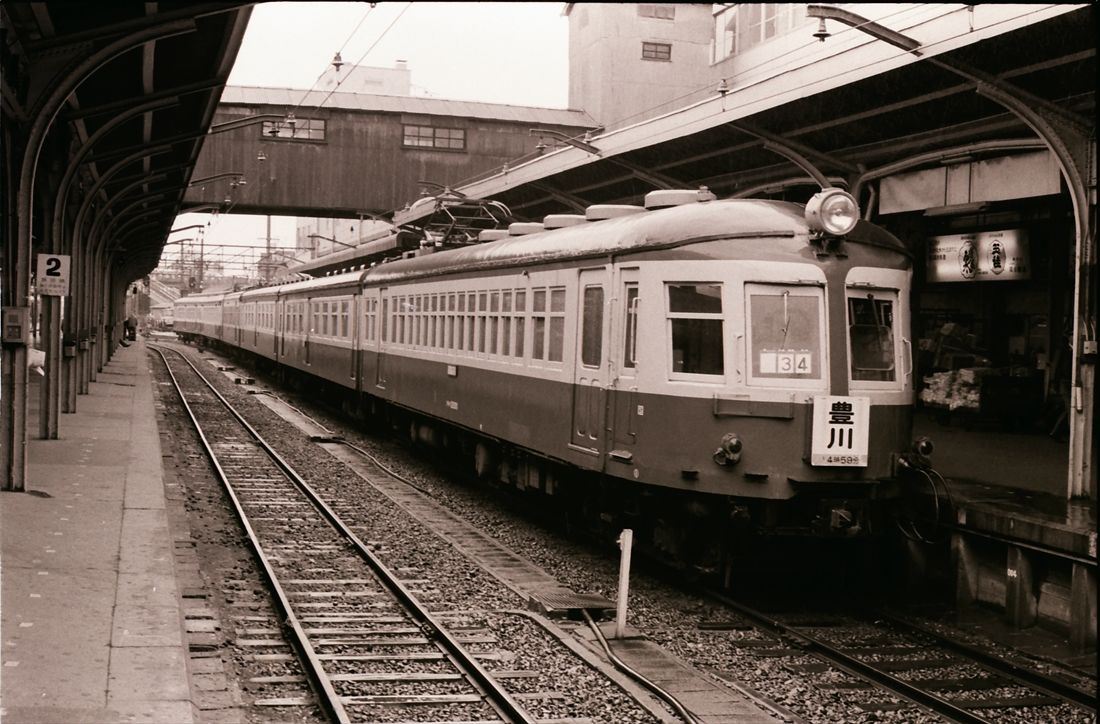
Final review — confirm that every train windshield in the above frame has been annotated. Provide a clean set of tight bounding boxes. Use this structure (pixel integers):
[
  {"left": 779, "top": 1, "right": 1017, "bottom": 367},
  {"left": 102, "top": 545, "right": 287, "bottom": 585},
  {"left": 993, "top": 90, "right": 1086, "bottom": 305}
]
[
  {"left": 848, "top": 291, "right": 897, "bottom": 383},
  {"left": 745, "top": 283, "right": 826, "bottom": 388}
]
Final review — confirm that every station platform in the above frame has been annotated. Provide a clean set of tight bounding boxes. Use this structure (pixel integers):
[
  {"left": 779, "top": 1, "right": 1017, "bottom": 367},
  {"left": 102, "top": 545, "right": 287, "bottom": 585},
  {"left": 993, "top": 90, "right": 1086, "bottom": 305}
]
[
  {"left": 912, "top": 414, "right": 1096, "bottom": 560},
  {"left": 909, "top": 415, "right": 1097, "bottom": 653},
  {"left": 1, "top": 337, "right": 194, "bottom": 724}
]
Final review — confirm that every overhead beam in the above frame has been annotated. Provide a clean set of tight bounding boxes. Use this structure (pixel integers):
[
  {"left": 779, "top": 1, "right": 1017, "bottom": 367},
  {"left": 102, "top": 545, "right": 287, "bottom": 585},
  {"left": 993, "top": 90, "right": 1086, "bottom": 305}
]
[
  {"left": 604, "top": 157, "right": 679, "bottom": 190},
  {"left": 62, "top": 79, "right": 222, "bottom": 121},
  {"left": 526, "top": 181, "right": 590, "bottom": 213}
]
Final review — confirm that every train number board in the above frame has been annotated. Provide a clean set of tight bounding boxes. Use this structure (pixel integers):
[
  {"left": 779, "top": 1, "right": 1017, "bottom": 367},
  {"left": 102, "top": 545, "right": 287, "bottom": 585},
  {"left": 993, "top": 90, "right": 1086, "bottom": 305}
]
[{"left": 810, "top": 395, "right": 870, "bottom": 467}]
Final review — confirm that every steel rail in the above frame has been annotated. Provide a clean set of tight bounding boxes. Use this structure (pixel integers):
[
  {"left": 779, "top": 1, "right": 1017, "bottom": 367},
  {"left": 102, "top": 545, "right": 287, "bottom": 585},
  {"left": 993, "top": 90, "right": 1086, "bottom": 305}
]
[
  {"left": 151, "top": 344, "right": 352, "bottom": 724},
  {"left": 153, "top": 344, "right": 535, "bottom": 724},
  {"left": 872, "top": 609, "right": 1097, "bottom": 712},
  {"left": 707, "top": 591, "right": 993, "bottom": 724}
]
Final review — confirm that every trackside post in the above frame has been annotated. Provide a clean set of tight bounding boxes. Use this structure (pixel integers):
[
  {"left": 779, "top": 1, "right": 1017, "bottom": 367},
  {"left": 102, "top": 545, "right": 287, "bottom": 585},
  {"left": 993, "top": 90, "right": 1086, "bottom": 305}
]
[{"left": 616, "top": 528, "right": 633, "bottom": 638}]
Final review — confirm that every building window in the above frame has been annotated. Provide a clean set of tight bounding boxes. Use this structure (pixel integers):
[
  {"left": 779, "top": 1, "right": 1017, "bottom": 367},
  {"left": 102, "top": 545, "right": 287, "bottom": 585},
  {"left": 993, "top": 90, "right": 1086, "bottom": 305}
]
[
  {"left": 713, "top": 3, "right": 807, "bottom": 62},
  {"left": 261, "top": 118, "right": 325, "bottom": 141},
  {"left": 638, "top": 4, "right": 675, "bottom": 20},
  {"left": 403, "top": 124, "right": 466, "bottom": 151},
  {"left": 642, "top": 41, "right": 672, "bottom": 62}
]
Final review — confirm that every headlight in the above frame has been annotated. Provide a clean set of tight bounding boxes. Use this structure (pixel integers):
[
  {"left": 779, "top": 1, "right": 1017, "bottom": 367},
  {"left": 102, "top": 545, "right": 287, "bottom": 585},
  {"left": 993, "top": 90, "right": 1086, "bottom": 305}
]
[{"left": 805, "top": 188, "right": 859, "bottom": 236}]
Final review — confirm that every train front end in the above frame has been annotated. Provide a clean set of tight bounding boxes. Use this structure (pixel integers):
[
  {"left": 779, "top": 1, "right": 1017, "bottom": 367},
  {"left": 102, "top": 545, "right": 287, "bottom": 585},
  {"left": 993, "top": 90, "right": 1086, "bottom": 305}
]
[{"left": 618, "top": 190, "right": 920, "bottom": 539}]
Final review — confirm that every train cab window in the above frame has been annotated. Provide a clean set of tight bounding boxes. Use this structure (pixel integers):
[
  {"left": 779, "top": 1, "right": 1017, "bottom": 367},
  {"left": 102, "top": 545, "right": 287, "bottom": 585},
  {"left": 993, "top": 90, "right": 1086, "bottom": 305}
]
[
  {"left": 581, "top": 285, "right": 604, "bottom": 367},
  {"left": 848, "top": 292, "right": 897, "bottom": 383},
  {"left": 746, "top": 284, "right": 824, "bottom": 385},
  {"left": 667, "top": 283, "right": 723, "bottom": 376}
]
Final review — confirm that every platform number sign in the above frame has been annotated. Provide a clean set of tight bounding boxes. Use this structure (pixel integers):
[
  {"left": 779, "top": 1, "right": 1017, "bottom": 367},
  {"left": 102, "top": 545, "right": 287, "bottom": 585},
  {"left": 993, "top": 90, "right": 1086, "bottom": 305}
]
[
  {"left": 36, "top": 253, "right": 71, "bottom": 296},
  {"left": 810, "top": 395, "right": 870, "bottom": 467}
]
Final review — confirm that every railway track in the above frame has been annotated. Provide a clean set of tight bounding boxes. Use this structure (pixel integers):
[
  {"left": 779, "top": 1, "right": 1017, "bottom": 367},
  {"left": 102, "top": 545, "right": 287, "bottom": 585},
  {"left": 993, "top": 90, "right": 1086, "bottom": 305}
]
[
  {"left": 702, "top": 592, "right": 1097, "bottom": 723},
  {"left": 154, "top": 344, "right": 542, "bottom": 723},
  {"left": 160, "top": 341, "right": 1095, "bottom": 724}
]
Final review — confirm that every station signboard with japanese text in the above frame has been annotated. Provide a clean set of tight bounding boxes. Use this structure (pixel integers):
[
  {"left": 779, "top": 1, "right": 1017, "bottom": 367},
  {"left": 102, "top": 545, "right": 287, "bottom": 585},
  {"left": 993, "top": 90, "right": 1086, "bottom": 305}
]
[
  {"left": 35, "top": 253, "right": 71, "bottom": 296},
  {"left": 926, "top": 229, "right": 1029, "bottom": 283}
]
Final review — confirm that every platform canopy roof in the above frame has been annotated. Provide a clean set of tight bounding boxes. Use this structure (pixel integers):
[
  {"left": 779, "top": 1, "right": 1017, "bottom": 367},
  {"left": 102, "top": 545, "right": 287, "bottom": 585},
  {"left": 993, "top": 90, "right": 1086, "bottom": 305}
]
[
  {"left": 2, "top": 1, "right": 252, "bottom": 281},
  {"left": 394, "top": 4, "right": 1094, "bottom": 225}
]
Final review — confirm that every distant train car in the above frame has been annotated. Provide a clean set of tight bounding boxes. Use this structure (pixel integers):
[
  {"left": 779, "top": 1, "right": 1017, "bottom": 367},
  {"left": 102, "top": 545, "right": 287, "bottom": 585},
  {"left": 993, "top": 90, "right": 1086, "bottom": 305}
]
[
  {"left": 173, "top": 290, "right": 227, "bottom": 342},
  {"left": 273, "top": 271, "right": 363, "bottom": 384},
  {"left": 176, "top": 188, "right": 921, "bottom": 559}
]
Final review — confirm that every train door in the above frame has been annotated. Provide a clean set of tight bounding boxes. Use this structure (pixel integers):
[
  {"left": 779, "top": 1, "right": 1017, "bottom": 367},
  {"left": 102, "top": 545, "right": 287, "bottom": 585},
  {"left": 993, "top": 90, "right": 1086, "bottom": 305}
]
[
  {"left": 609, "top": 268, "right": 640, "bottom": 457},
  {"left": 570, "top": 269, "right": 609, "bottom": 454}
]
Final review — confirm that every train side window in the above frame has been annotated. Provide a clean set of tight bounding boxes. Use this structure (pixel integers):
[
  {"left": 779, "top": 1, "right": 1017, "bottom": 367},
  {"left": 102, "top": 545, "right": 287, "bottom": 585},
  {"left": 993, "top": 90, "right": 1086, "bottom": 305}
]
[
  {"left": 396, "top": 297, "right": 402, "bottom": 344},
  {"left": 514, "top": 290, "right": 526, "bottom": 359},
  {"left": 667, "top": 283, "right": 723, "bottom": 376},
  {"left": 477, "top": 292, "right": 488, "bottom": 354},
  {"left": 501, "top": 291, "right": 513, "bottom": 356},
  {"left": 533, "top": 288, "right": 547, "bottom": 360},
  {"left": 622, "top": 283, "right": 639, "bottom": 370},
  {"left": 746, "top": 284, "right": 824, "bottom": 384},
  {"left": 581, "top": 285, "right": 604, "bottom": 367},
  {"left": 549, "top": 287, "right": 565, "bottom": 362},
  {"left": 489, "top": 291, "right": 500, "bottom": 355},
  {"left": 444, "top": 293, "right": 454, "bottom": 349},
  {"left": 466, "top": 292, "right": 476, "bottom": 352},
  {"left": 434, "top": 295, "right": 443, "bottom": 349},
  {"left": 848, "top": 292, "right": 896, "bottom": 382}
]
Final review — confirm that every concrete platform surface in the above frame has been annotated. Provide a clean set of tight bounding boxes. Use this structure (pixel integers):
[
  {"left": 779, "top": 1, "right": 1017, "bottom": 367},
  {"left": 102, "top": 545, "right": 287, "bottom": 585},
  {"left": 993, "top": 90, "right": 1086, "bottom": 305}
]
[{"left": 1, "top": 338, "right": 193, "bottom": 724}]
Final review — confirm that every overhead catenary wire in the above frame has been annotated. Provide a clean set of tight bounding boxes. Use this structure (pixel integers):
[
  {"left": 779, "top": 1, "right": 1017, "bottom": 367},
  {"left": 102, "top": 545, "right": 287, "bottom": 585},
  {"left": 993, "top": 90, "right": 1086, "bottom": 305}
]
[
  {"left": 291, "top": 2, "right": 413, "bottom": 118},
  {"left": 289, "top": 4, "right": 377, "bottom": 109}
]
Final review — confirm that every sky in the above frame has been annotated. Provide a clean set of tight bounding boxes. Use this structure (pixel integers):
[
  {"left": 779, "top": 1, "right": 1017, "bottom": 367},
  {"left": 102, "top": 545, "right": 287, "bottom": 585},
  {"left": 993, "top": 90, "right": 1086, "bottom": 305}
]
[{"left": 168, "top": 2, "right": 570, "bottom": 276}]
